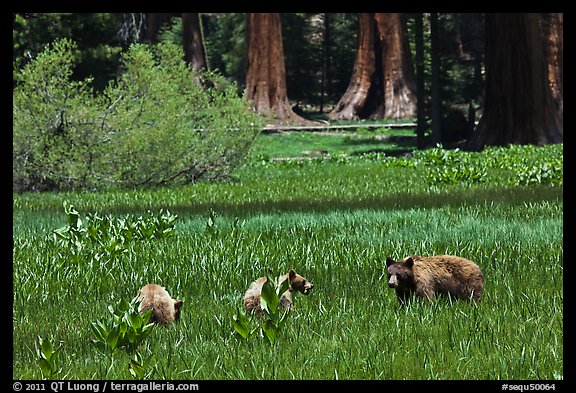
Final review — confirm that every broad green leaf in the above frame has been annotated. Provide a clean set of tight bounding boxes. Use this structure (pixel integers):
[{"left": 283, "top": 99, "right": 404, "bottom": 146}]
[
  {"left": 118, "top": 299, "right": 130, "bottom": 313},
  {"left": 277, "top": 276, "right": 289, "bottom": 297},
  {"left": 260, "top": 277, "right": 278, "bottom": 315},
  {"left": 261, "top": 320, "right": 277, "bottom": 344},
  {"left": 141, "top": 309, "right": 153, "bottom": 326},
  {"left": 119, "top": 321, "right": 128, "bottom": 339},
  {"left": 90, "top": 321, "right": 108, "bottom": 342},
  {"left": 143, "top": 353, "right": 155, "bottom": 369},
  {"left": 106, "top": 326, "right": 120, "bottom": 350},
  {"left": 40, "top": 336, "right": 53, "bottom": 361},
  {"left": 232, "top": 313, "right": 250, "bottom": 339},
  {"left": 128, "top": 312, "right": 142, "bottom": 330},
  {"left": 37, "top": 358, "right": 52, "bottom": 377}
]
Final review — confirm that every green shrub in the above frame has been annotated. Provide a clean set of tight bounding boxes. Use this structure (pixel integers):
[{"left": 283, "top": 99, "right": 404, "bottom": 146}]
[
  {"left": 49, "top": 201, "right": 178, "bottom": 263},
  {"left": 13, "top": 39, "right": 104, "bottom": 192},
  {"left": 13, "top": 38, "right": 263, "bottom": 192},
  {"left": 91, "top": 297, "right": 155, "bottom": 354},
  {"left": 36, "top": 336, "right": 65, "bottom": 380}
]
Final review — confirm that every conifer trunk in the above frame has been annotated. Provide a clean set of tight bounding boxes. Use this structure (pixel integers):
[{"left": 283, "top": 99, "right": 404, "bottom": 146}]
[
  {"left": 245, "top": 13, "right": 306, "bottom": 123},
  {"left": 467, "top": 13, "right": 562, "bottom": 150}
]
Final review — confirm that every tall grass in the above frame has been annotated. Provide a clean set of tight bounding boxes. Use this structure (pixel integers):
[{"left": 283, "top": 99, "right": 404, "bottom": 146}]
[{"left": 13, "top": 144, "right": 563, "bottom": 380}]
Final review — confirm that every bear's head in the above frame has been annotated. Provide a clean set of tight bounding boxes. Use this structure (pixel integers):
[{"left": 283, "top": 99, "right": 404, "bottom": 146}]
[
  {"left": 288, "top": 269, "right": 314, "bottom": 295},
  {"left": 386, "top": 256, "right": 415, "bottom": 290}
]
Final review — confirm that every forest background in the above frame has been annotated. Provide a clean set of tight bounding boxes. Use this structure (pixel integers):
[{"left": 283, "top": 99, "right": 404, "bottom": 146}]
[{"left": 13, "top": 13, "right": 563, "bottom": 192}]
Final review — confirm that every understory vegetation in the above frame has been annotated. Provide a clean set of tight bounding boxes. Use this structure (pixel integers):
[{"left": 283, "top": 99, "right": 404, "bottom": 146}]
[{"left": 13, "top": 39, "right": 262, "bottom": 192}]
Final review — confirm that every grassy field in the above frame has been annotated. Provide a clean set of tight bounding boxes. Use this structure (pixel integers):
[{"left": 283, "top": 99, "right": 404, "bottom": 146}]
[
  {"left": 253, "top": 127, "right": 417, "bottom": 158},
  {"left": 12, "top": 133, "right": 563, "bottom": 380}
]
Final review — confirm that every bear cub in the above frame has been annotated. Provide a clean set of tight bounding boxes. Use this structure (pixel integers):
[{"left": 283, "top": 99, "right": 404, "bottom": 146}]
[
  {"left": 138, "top": 284, "right": 183, "bottom": 326},
  {"left": 243, "top": 269, "right": 314, "bottom": 318},
  {"left": 386, "top": 255, "right": 484, "bottom": 302}
]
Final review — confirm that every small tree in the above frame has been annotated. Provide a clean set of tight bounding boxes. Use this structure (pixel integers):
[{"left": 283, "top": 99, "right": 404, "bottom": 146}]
[{"left": 13, "top": 39, "right": 263, "bottom": 192}]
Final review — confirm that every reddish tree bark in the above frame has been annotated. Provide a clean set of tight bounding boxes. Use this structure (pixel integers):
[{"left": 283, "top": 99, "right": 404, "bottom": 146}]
[
  {"left": 328, "top": 13, "right": 416, "bottom": 121},
  {"left": 372, "top": 13, "right": 416, "bottom": 119},
  {"left": 467, "top": 13, "right": 562, "bottom": 150},
  {"left": 245, "top": 13, "right": 306, "bottom": 124},
  {"left": 542, "top": 12, "right": 563, "bottom": 118},
  {"left": 328, "top": 13, "right": 376, "bottom": 120}
]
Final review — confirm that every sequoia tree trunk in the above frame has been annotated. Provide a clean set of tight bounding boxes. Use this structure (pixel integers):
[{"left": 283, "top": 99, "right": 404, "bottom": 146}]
[
  {"left": 328, "top": 13, "right": 376, "bottom": 120},
  {"left": 467, "top": 13, "right": 562, "bottom": 150},
  {"left": 542, "top": 12, "right": 563, "bottom": 119},
  {"left": 371, "top": 13, "right": 416, "bottom": 119},
  {"left": 245, "top": 13, "right": 306, "bottom": 124},
  {"left": 328, "top": 13, "right": 416, "bottom": 121}
]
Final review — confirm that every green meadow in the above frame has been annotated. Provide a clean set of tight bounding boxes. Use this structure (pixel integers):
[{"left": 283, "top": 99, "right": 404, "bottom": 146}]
[{"left": 13, "top": 134, "right": 563, "bottom": 380}]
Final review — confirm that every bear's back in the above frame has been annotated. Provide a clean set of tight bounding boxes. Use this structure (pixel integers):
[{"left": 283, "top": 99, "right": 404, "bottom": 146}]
[
  {"left": 411, "top": 255, "right": 484, "bottom": 300},
  {"left": 139, "top": 284, "right": 178, "bottom": 325}
]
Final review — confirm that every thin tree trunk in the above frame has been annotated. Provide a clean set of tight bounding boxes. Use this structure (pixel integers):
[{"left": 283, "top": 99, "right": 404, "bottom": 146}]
[
  {"left": 144, "top": 13, "right": 174, "bottom": 41},
  {"left": 182, "top": 13, "right": 208, "bottom": 71},
  {"left": 467, "top": 13, "right": 562, "bottom": 150},
  {"left": 245, "top": 13, "right": 306, "bottom": 124},
  {"left": 414, "top": 13, "right": 426, "bottom": 149},
  {"left": 430, "top": 13, "right": 442, "bottom": 146},
  {"left": 320, "top": 13, "right": 330, "bottom": 113}
]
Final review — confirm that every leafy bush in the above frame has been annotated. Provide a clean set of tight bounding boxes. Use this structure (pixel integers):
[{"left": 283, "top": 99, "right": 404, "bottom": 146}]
[
  {"left": 49, "top": 201, "right": 178, "bottom": 263},
  {"left": 427, "top": 165, "right": 487, "bottom": 186},
  {"left": 36, "top": 336, "right": 65, "bottom": 380},
  {"left": 13, "top": 39, "right": 104, "bottom": 192},
  {"left": 91, "top": 297, "right": 155, "bottom": 354},
  {"left": 13, "top": 38, "right": 263, "bottom": 192}
]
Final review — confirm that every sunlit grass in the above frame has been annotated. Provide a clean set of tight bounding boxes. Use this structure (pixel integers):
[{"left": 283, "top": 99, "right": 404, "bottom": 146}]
[{"left": 13, "top": 143, "right": 563, "bottom": 380}]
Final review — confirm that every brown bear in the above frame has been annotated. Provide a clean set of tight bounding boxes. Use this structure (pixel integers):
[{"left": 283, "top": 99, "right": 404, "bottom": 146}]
[
  {"left": 385, "top": 255, "right": 484, "bottom": 302},
  {"left": 243, "top": 269, "right": 314, "bottom": 318},
  {"left": 138, "top": 284, "right": 183, "bottom": 326}
]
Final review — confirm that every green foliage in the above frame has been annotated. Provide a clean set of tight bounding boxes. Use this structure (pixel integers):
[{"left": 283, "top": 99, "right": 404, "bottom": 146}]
[
  {"left": 36, "top": 336, "right": 64, "bottom": 380},
  {"left": 515, "top": 163, "right": 562, "bottom": 187},
  {"left": 203, "top": 13, "right": 247, "bottom": 86},
  {"left": 13, "top": 39, "right": 103, "bottom": 192},
  {"left": 426, "top": 165, "right": 486, "bottom": 185},
  {"left": 233, "top": 274, "right": 290, "bottom": 344},
  {"left": 413, "top": 144, "right": 562, "bottom": 187},
  {"left": 13, "top": 13, "right": 125, "bottom": 90},
  {"left": 13, "top": 38, "right": 263, "bottom": 192},
  {"left": 91, "top": 297, "right": 155, "bottom": 354},
  {"left": 49, "top": 201, "right": 178, "bottom": 263},
  {"left": 129, "top": 350, "right": 157, "bottom": 380}
]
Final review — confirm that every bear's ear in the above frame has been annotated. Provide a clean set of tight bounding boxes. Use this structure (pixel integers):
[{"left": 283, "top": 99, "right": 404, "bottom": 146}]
[
  {"left": 288, "top": 269, "right": 296, "bottom": 280},
  {"left": 386, "top": 257, "right": 395, "bottom": 267},
  {"left": 405, "top": 257, "right": 414, "bottom": 268},
  {"left": 174, "top": 300, "right": 183, "bottom": 311}
]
